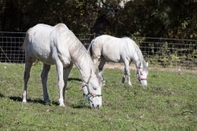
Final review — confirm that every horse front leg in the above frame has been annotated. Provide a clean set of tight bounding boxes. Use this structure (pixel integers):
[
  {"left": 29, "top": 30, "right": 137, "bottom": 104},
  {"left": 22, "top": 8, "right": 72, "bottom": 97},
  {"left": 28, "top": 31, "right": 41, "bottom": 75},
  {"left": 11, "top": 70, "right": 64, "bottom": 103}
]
[
  {"left": 41, "top": 64, "right": 51, "bottom": 104},
  {"left": 55, "top": 60, "right": 65, "bottom": 106},
  {"left": 23, "top": 61, "right": 33, "bottom": 102},
  {"left": 98, "top": 57, "right": 106, "bottom": 83},
  {"left": 63, "top": 64, "right": 73, "bottom": 101},
  {"left": 122, "top": 60, "right": 132, "bottom": 86}
]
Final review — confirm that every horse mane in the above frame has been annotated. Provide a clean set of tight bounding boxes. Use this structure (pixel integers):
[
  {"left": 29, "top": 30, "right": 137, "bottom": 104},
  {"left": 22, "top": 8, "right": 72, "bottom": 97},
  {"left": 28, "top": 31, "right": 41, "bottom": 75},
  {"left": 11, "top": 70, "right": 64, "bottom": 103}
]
[
  {"left": 123, "top": 37, "right": 148, "bottom": 69},
  {"left": 55, "top": 24, "right": 96, "bottom": 73}
]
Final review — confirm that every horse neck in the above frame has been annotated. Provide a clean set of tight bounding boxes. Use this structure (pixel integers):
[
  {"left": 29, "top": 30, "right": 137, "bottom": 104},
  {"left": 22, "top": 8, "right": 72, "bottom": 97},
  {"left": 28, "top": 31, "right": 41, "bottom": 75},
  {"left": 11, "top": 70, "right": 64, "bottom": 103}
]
[
  {"left": 132, "top": 46, "right": 146, "bottom": 69},
  {"left": 134, "top": 59, "right": 146, "bottom": 69},
  {"left": 133, "top": 57, "right": 142, "bottom": 69},
  {"left": 70, "top": 41, "right": 95, "bottom": 83}
]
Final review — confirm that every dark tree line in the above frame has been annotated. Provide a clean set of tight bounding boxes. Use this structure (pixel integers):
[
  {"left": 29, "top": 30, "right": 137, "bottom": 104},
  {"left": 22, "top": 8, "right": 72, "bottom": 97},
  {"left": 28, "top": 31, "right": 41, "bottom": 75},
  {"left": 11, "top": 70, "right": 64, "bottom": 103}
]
[{"left": 0, "top": 0, "right": 197, "bottom": 39}]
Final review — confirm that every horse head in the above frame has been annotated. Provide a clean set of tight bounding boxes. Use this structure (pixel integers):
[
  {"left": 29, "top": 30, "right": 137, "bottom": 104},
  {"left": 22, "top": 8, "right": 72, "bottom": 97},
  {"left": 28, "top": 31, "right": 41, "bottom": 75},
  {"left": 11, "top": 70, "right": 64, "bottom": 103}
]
[
  {"left": 82, "top": 70, "right": 102, "bottom": 108},
  {"left": 136, "top": 62, "right": 149, "bottom": 86}
]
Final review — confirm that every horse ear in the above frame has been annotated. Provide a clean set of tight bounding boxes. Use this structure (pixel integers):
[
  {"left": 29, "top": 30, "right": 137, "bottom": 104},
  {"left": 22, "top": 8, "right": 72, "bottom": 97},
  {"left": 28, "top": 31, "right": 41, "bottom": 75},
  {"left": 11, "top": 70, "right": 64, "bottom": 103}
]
[
  {"left": 97, "top": 72, "right": 102, "bottom": 78},
  {"left": 97, "top": 72, "right": 103, "bottom": 81}
]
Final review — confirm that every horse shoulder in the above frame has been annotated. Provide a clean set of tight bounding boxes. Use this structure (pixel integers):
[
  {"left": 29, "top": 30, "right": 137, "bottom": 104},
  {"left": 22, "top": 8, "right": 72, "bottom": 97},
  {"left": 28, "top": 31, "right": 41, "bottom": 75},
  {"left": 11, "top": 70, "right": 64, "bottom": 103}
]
[
  {"left": 51, "top": 39, "right": 71, "bottom": 66},
  {"left": 119, "top": 38, "right": 134, "bottom": 58}
]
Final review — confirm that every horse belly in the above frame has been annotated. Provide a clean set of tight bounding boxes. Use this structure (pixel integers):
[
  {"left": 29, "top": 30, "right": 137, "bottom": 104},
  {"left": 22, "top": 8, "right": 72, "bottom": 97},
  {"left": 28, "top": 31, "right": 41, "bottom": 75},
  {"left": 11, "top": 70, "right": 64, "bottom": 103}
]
[
  {"left": 37, "top": 55, "right": 55, "bottom": 65},
  {"left": 103, "top": 52, "right": 121, "bottom": 62},
  {"left": 102, "top": 45, "right": 121, "bottom": 62},
  {"left": 31, "top": 43, "right": 56, "bottom": 65},
  {"left": 34, "top": 52, "right": 55, "bottom": 65}
]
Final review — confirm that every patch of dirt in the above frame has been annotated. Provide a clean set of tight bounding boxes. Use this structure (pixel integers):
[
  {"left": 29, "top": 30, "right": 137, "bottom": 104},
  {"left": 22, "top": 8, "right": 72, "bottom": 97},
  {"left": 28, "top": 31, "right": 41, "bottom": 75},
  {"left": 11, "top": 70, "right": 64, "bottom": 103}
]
[
  {"left": 1, "top": 62, "right": 196, "bottom": 74},
  {"left": 102, "top": 62, "right": 131, "bottom": 70},
  {"left": 102, "top": 62, "right": 197, "bottom": 74}
]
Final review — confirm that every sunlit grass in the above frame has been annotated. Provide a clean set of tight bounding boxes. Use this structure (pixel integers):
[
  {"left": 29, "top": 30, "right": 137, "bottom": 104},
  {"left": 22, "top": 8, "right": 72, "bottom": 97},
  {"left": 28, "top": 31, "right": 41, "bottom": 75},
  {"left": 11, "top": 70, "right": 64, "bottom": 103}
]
[{"left": 0, "top": 63, "right": 197, "bottom": 130}]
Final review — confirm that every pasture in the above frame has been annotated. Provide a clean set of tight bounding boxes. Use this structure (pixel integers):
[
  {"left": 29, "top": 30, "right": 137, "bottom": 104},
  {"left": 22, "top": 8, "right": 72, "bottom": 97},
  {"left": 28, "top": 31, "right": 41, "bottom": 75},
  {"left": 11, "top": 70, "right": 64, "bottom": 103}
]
[{"left": 0, "top": 63, "right": 197, "bottom": 130}]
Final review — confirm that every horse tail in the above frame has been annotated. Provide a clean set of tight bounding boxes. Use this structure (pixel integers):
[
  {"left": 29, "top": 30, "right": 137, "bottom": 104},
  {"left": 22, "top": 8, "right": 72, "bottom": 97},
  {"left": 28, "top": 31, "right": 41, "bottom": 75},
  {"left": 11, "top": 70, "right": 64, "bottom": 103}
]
[
  {"left": 21, "top": 29, "right": 32, "bottom": 51},
  {"left": 20, "top": 33, "right": 28, "bottom": 51},
  {"left": 87, "top": 39, "right": 95, "bottom": 57}
]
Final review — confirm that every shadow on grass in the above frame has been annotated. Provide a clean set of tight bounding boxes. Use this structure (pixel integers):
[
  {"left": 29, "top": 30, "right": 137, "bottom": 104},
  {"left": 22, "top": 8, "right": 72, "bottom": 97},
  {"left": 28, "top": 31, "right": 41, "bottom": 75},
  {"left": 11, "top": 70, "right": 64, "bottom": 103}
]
[
  {"left": 9, "top": 96, "right": 59, "bottom": 106},
  {"left": 9, "top": 96, "right": 92, "bottom": 109},
  {"left": 71, "top": 104, "right": 91, "bottom": 109},
  {"left": 9, "top": 96, "right": 22, "bottom": 102},
  {"left": 70, "top": 99, "right": 91, "bottom": 109},
  {"left": 68, "top": 78, "right": 81, "bottom": 82},
  {"left": 0, "top": 93, "right": 4, "bottom": 98}
]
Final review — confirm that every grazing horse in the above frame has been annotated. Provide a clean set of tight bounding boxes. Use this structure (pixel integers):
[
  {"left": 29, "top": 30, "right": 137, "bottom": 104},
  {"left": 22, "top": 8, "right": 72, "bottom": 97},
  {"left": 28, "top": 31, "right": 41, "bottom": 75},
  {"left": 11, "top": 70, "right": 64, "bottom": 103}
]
[
  {"left": 88, "top": 35, "right": 148, "bottom": 86},
  {"left": 22, "top": 23, "right": 102, "bottom": 108}
]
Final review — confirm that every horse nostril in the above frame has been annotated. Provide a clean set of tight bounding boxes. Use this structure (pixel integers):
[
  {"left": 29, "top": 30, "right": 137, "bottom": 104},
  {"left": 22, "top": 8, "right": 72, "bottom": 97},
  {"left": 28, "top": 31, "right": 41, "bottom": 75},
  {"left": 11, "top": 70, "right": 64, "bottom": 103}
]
[
  {"left": 92, "top": 104, "right": 94, "bottom": 108},
  {"left": 97, "top": 105, "right": 100, "bottom": 108}
]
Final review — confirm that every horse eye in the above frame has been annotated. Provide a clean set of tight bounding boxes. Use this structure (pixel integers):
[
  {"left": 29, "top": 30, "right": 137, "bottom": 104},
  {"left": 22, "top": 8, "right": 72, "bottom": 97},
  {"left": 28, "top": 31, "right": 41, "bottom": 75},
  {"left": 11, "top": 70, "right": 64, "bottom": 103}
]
[{"left": 93, "top": 87, "right": 97, "bottom": 90}]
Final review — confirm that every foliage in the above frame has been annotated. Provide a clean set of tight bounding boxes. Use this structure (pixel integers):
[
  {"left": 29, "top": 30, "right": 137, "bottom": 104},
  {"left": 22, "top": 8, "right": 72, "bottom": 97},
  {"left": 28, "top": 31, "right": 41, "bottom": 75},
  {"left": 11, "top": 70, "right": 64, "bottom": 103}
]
[
  {"left": 131, "top": 37, "right": 197, "bottom": 68},
  {"left": 0, "top": 63, "right": 197, "bottom": 130},
  {"left": 111, "top": 0, "right": 197, "bottom": 38},
  {"left": 0, "top": 0, "right": 196, "bottom": 39},
  {"left": 0, "top": 0, "right": 95, "bottom": 33}
]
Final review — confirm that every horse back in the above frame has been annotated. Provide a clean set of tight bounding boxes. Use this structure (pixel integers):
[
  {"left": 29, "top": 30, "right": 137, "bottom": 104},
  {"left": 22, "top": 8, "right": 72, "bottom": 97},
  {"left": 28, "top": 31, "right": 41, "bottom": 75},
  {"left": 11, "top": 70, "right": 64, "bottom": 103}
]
[
  {"left": 23, "top": 23, "right": 71, "bottom": 65},
  {"left": 91, "top": 35, "right": 122, "bottom": 62}
]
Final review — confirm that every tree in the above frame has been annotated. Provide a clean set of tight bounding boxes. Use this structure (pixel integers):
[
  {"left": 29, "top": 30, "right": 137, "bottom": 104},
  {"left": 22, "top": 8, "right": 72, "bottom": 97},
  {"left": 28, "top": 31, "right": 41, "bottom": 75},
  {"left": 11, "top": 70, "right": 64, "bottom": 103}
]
[
  {"left": 0, "top": 0, "right": 196, "bottom": 39},
  {"left": 89, "top": 0, "right": 132, "bottom": 41},
  {"left": 109, "top": 0, "right": 197, "bottom": 38}
]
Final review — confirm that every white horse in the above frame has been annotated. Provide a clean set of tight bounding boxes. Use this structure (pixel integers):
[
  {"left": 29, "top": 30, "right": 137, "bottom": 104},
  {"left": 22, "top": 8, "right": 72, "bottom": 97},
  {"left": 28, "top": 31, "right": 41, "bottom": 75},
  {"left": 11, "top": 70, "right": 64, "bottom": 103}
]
[
  {"left": 22, "top": 23, "right": 102, "bottom": 108},
  {"left": 88, "top": 35, "right": 148, "bottom": 86}
]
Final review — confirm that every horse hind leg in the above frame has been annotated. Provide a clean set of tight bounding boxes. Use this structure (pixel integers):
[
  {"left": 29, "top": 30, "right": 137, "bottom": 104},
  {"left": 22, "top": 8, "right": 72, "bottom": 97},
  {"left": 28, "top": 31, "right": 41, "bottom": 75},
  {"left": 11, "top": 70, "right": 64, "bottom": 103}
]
[
  {"left": 23, "top": 59, "right": 34, "bottom": 103},
  {"left": 41, "top": 64, "right": 51, "bottom": 104}
]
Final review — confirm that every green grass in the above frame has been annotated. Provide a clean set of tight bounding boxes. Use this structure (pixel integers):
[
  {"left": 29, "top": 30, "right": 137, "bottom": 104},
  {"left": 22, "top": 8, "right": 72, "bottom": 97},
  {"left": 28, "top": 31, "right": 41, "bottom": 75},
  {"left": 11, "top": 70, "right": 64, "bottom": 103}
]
[{"left": 0, "top": 63, "right": 197, "bottom": 131}]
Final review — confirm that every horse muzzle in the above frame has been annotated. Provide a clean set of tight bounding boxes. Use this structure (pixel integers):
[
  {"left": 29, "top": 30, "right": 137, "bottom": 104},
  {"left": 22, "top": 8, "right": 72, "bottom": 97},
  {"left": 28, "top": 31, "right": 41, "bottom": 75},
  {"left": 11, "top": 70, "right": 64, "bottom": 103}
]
[
  {"left": 90, "top": 103, "right": 102, "bottom": 108},
  {"left": 140, "top": 79, "right": 147, "bottom": 86}
]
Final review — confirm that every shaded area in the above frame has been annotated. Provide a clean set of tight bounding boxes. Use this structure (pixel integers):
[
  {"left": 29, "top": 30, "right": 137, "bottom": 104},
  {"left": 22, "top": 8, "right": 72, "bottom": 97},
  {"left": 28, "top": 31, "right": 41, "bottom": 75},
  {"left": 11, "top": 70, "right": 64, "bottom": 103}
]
[
  {"left": 70, "top": 102, "right": 91, "bottom": 109},
  {"left": 9, "top": 96, "right": 90, "bottom": 108},
  {"left": 9, "top": 96, "right": 59, "bottom": 106},
  {"left": 9, "top": 96, "right": 22, "bottom": 102},
  {"left": 89, "top": 0, "right": 130, "bottom": 42},
  {"left": 0, "top": 93, "right": 4, "bottom": 98},
  {"left": 8, "top": 77, "right": 83, "bottom": 107},
  {"left": 68, "top": 78, "right": 81, "bottom": 82}
]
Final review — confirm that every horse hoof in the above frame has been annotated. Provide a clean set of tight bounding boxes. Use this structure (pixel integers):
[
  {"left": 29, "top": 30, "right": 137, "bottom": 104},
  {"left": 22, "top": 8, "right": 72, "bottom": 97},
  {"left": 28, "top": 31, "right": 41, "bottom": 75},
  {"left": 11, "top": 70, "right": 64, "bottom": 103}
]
[
  {"left": 45, "top": 102, "right": 51, "bottom": 106},
  {"left": 122, "top": 77, "right": 125, "bottom": 83},
  {"left": 102, "top": 80, "right": 106, "bottom": 85},
  {"left": 128, "top": 82, "right": 132, "bottom": 86},
  {"left": 59, "top": 103, "right": 65, "bottom": 107},
  {"left": 22, "top": 99, "right": 27, "bottom": 103}
]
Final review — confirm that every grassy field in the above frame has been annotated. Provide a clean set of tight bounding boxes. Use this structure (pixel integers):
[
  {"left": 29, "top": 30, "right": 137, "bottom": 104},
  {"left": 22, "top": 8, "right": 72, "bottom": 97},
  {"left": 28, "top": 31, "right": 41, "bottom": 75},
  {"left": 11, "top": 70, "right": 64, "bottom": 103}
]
[{"left": 0, "top": 63, "right": 197, "bottom": 131}]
